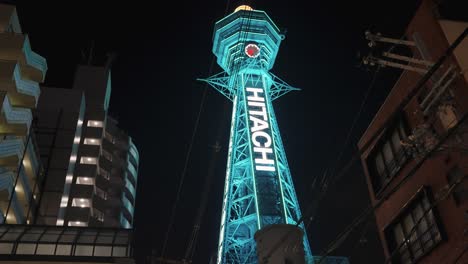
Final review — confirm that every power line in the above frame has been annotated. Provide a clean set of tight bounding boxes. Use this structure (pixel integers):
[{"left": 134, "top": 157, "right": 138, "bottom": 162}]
[
  {"left": 158, "top": 1, "right": 255, "bottom": 262},
  {"left": 384, "top": 173, "right": 468, "bottom": 264},
  {"left": 315, "top": 25, "right": 467, "bottom": 253},
  {"left": 264, "top": 26, "right": 468, "bottom": 264}
]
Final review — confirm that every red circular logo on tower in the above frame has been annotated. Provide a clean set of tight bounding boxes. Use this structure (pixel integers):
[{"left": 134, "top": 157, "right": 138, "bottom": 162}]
[{"left": 245, "top": 44, "right": 260, "bottom": 58}]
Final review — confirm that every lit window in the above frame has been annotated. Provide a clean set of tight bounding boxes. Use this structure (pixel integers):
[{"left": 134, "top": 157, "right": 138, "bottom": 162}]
[
  {"left": 72, "top": 198, "right": 91, "bottom": 208},
  {"left": 70, "top": 155, "right": 77, "bottom": 163},
  {"left": 68, "top": 221, "right": 88, "bottom": 227},
  {"left": 66, "top": 174, "right": 73, "bottom": 183},
  {"left": 77, "top": 119, "right": 83, "bottom": 126},
  {"left": 80, "top": 156, "right": 97, "bottom": 165},
  {"left": 74, "top": 136, "right": 81, "bottom": 144},
  {"left": 76, "top": 176, "right": 95, "bottom": 185},
  {"left": 84, "top": 138, "right": 101, "bottom": 145},
  {"left": 56, "top": 219, "right": 64, "bottom": 226},
  {"left": 385, "top": 188, "right": 442, "bottom": 264},
  {"left": 60, "top": 196, "right": 69, "bottom": 207},
  {"left": 87, "top": 120, "right": 103, "bottom": 128}
]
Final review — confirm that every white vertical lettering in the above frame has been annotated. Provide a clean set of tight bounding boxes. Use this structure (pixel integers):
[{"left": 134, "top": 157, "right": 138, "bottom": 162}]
[
  {"left": 250, "top": 116, "right": 269, "bottom": 132},
  {"left": 247, "top": 85, "right": 275, "bottom": 172},
  {"left": 252, "top": 131, "right": 272, "bottom": 148},
  {"left": 253, "top": 147, "right": 274, "bottom": 164},
  {"left": 256, "top": 165, "right": 276, "bottom": 172},
  {"left": 246, "top": 87, "right": 264, "bottom": 102}
]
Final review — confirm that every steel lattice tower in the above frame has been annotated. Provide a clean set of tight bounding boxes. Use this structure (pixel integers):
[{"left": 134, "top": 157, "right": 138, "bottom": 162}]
[{"left": 199, "top": 6, "right": 312, "bottom": 264}]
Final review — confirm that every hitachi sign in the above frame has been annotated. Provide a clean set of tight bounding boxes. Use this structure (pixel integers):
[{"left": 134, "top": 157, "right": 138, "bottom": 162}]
[{"left": 246, "top": 87, "right": 276, "bottom": 172}]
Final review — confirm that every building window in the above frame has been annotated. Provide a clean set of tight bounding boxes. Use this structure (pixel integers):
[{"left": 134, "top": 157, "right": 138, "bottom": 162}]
[
  {"left": 102, "top": 149, "right": 113, "bottom": 161},
  {"left": 80, "top": 156, "right": 97, "bottom": 165},
  {"left": 385, "top": 188, "right": 443, "bottom": 264},
  {"left": 84, "top": 138, "right": 101, "bottom": 145},
  {"left": 87, "top": 120, "right": 103, "bottom": 128},
  {"left": 68, "top": 221, "right": 88, "bottom": 227},
  {"left": 72, "top": 198, "right": 91, "bottom": 208},
  {"left": 65, "top": 174, "right": 73, "bottom": 183},
  {"left": 92, "top": 208, "right": 105, "bottom": 222},
  {"left": 105, "top": 131, "right": 114, "bottom": 143},
  {"left": 95, "top": 186, "right": 108, "bottom": 200},
  {"left": 100, "top": 168, "right": 110, "bottom": 180},
  {"left": 367, "top": 118, "right": 409, "bottom": 193},
  {"left": 76, "top": 177, "right": 95, "bottom": 185},
  {"left": 60, "top": 196, "right": 69, "bottom": 207}
]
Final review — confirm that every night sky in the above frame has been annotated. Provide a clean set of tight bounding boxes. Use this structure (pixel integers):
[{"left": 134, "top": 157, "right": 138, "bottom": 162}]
[{"left": 5, "top": 0, "right": 465, "bottom": 263}]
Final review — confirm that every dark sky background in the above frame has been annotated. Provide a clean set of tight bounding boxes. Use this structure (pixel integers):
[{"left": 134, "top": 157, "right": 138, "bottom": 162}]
[{"left": 6, "top": 0, "right": 466, "bottom": 263}]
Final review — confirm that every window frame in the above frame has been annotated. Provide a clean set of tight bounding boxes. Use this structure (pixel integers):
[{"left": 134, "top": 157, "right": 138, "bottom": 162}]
[
  {"left": 383, "top": 186, "right": 446, "bottom": 264},
  {"left": 366, "top": 115, "right": 411, "bottom": 196}
]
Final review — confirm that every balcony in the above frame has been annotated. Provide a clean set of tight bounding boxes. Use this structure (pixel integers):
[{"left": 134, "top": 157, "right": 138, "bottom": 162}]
[
  {"left": 0, "top": 169, "right": 14, "bottom": 201},
  {"left": 0, "top": 138, "right": 24, "bottom": 167},
  {"left": 0, "top": 33, "right": 47, "bottom": 82},
  {"left": 1, "top": 93, "right": 31, "bottom": 135},
  {"left": 127, "top": 162, "right": 137, "bottom": 183},
  {"left": 122, "top": 195, "right": 134, "bottom": 217},
  {"left": 129, "top": 140, "right": 139, "bottom": 162},
  {"left": 124, "top": 179, "right": 136, "bottom": 201},
  {"left": 22, "top": 36, "right": 47, "bottom": 81},
  {"left": 0, "top": 61, "right": 39, "bottom": 108}
]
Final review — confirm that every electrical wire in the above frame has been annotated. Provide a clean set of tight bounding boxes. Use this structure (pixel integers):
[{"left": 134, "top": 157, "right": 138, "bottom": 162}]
[
  {"left": 384, "top": 173, "right": 468, "bottom": 264},
  {"left": 158, "top": 1, "right": 258, "bottom": 262},
  {"left": 312, "top": 26, "right": 468, "bottom": 259}
]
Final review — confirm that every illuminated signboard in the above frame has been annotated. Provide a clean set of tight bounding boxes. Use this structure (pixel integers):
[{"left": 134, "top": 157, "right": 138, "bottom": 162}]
[{"left": 246, "top": 86, "right": 275, "bottom": 172}]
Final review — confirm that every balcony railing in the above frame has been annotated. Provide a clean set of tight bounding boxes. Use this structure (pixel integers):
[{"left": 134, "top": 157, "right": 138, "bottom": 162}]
[
  {"left": 122, "top": 195, "right": 134, "bottom": 216},
  {"left": 13, "top": 63, "right": 40, "bottom": 102},
  {"left": 0, "top": 169, "right": 14, "bottom": 198},
  {"left": 0, "top": 138, "right": 24, "bottom": 162},
  {"left": 127, "top": 161, "right": 137, "bottom": 182},
  {"left": 1, "top": 94, "right": 32, "bottom": 131},
  {"left": 22, "top": 36, "right": 47, "bottom": 78},
  {"left": 129, "top": 140, "right": 139, "bottom": 161},
  {"left": 125, "top": 179, "right": 136, "bottom": 199}
]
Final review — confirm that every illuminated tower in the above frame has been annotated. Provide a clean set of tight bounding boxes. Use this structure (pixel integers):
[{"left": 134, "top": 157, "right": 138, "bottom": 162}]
[{"left": 199, "top": 5, "right": 312, "bottom": 263}]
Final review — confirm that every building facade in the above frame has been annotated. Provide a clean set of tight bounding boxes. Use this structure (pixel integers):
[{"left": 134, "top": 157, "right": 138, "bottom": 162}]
[
  {"left": 34, "top": 65, "right": 139, "bottom": 228},
  {"left": 358, "top": 1, "right": 468, "bottom": 263},
  {"left": 0, "top": 4, "right": 47, "bottom": 225}
]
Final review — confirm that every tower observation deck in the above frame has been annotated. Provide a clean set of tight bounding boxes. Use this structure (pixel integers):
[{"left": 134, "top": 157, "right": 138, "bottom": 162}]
[{"left": 199, "top": 6, "right": 313, "bottom": 264}]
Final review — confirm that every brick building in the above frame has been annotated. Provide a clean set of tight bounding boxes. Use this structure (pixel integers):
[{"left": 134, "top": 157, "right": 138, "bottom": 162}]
[{"left": 358, "top": 0, "right": 468, "bottom": 263}]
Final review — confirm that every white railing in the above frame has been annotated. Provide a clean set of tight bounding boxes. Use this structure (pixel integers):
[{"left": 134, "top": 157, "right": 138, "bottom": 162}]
[
  {"left": 22, "top": 36, "right": 48, "bottom": 76},
  {"left": 129, "top": 140, "right": 139, "bottom": 161},
  {"left": 127, "top": 162, "right": 137, "bottom": 181},
  {"left": 125, "top": 179, "right": 136, "bottom": 198},
  {"left": 0, "top": 138, "right": 24, "bottom": 160},
  {"left": 13, "top": 63, "right": 40, "bottom": 102},
  {"left": 122, "top": 195, "right": 134, "bottom": 216},
  {"left": 0, "top": 169, "right": 14, "bottom": 196},
  {"left": 1, "top": 95, "right": 32, "bottom": 131}
]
